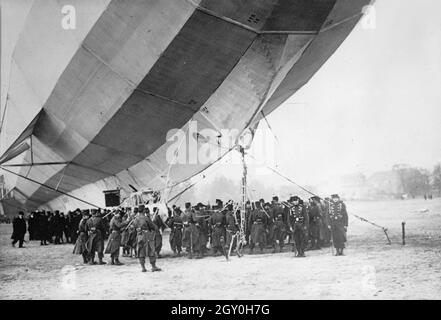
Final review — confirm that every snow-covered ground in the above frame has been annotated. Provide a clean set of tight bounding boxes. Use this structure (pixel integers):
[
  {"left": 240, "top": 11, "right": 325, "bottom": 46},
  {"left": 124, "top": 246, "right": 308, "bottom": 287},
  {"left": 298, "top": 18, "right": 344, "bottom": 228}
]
[{"left": 1, "top": 198, "right": 441, "bottom": 300}]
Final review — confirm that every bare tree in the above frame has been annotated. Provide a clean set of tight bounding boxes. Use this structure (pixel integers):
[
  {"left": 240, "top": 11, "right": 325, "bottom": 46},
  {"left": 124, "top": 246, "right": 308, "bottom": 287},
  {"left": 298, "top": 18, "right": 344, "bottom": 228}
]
[{"left": 432, "top": 164, "right": 441, "bottom": 197}]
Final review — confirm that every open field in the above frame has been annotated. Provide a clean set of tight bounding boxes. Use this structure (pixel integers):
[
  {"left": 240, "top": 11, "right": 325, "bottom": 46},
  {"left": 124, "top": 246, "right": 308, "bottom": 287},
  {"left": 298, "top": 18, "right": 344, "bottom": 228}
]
[{"left": 1, "top": 198, "right": 441, "bottom": 300}]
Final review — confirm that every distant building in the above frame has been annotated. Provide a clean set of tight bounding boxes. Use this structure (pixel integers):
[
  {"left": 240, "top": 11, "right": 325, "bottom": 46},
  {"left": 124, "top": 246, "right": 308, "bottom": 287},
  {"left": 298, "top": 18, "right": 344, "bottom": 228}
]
[
  {"left": 339, "top": 173, "right": 370, "bottom": 200},
  {"left": 367, "top": 170, "right": 403, "bottom": 198}
]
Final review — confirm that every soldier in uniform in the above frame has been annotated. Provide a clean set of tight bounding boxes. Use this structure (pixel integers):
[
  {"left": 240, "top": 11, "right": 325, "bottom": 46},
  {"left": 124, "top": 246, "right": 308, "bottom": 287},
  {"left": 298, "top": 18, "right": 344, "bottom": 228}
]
[
  {"left": 288, "top": 196, "right": 309, "bottom": 257},
  {"left": 182, "top": 202, "right": 197, "bottom": 258},
  {"left": 105, "top": 209, "right": 130, "bottom": 265},
  {"left": 121, "top": 209, "right": 131, "bottom": 257},
  {"left": 224, "top": 203, "right": 239, "bottom": 255},
  {"left": 210, "top": 199, "right": 226, "bottom": 256},
  {"left": 320, "top": 197, "right": 331, "bottom": 247},
  {"left": 328, "top": 194, "right": 348, "bottom": 256},
  {"left": 73, "top": 210, "right": 90, "bottom": 264},
  {"left": 249, "top": 201, "right": 268, "bottom": 254},
  {"left": 167, "top": 207, "right": 184, "bottom": 256},
  {"left": 85, "top": 208, "right": 107, "bottom": 265},
  {"left": 271, "top": 196, "right": 287, "bottom": 253},
  {"left": 244, "top": 201, "right": 252, "bottom": 246},
  {"left": 133, "top": 205, "right": 161, "bottom": 272},
  {"left": 152, "top": 207, "right": 168, "bottom": 258},
  {"left": 308, "top": 196, "right": 322, "bottom": 250},
  {"left": 193, "top": 203, "right": 209, "bottom": 259},
  {"left": 128, "top": 207, "right": 138, "bottom": 257}
]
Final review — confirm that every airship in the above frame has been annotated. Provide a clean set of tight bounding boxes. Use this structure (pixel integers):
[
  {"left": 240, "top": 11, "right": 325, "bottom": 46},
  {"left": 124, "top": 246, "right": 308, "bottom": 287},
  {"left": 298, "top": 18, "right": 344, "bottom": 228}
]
[{"left": 0, "top": 0, "right": 373, "bottom": 216}]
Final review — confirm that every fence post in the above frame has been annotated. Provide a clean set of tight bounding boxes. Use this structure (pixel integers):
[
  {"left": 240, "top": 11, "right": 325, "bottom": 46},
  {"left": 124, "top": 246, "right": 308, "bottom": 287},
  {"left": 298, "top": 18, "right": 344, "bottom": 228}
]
[{"left": 401, "top": 221, "right": 406, "bottom": 245}]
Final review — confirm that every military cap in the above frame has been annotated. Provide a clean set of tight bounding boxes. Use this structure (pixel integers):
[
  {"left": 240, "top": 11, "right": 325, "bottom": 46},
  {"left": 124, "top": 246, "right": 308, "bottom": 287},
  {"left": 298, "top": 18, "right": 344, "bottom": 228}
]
[
  {"left": 138, "top": 204, "right": 145, "bottom": 212},
  {"left": 291, "top": 196, "right": 300, "bottom": 202},
  {"left": 195, "top": 202, "right": 204, "bottom": 209},
  {"left": 272, "top": 196, "right": 279, "bottom": 201},
  {"left": 331, "top": 194, "right": 340, "bottom": 198},
  {"left": 185, "top": 202, "right": 191, "bottom": 209},
  {"left": 18, "top": 211, "right": 24, "bottom": 216},
  {"left": 215, "top": 199, "right": 223, "bottom": 209}
]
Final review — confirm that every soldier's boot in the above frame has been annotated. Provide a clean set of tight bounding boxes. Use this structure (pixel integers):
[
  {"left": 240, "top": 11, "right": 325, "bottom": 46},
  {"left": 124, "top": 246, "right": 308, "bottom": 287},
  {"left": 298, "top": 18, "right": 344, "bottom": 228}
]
[
  {"left": 140, "top": 260, "right": 147, "bottom": 273},
  {"left": 177, "top": 250, "right": 181, "bottom": 257},
  {"left": 98, "top": 257, "right": 107, "bottom": 265},
  {"left": 110, "top": 257, "right": 115, "bottom": 265},
  {"left": 340, "top": 248, "right": 344, "bottom": 256},
  {"left": 82, "top": 254, "right": 88, "bottom": 264},
  {"left": 271, "top": 244, "right": 277, "bottom": 254},
  {"left": 335, "top": 248, "right": 340, "bottom": 256},
  {"left": 151, "top": 264, "right": 162, "bottom": 272},
  {"left": 115, "top": 258, "right": 124, "bottom": 266},
  {"left": 89, "top": 257, "right": 96, "bottom": 265}
]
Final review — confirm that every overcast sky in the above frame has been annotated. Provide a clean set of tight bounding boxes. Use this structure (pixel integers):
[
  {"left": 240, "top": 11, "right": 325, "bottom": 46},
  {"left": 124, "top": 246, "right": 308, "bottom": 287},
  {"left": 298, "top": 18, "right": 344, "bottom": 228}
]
[
  {"left": 2, "top": 0, "right": 441, "bottom": 192},
  {"left": 207, "top": 0, "right": 441, "bottom": 190}
]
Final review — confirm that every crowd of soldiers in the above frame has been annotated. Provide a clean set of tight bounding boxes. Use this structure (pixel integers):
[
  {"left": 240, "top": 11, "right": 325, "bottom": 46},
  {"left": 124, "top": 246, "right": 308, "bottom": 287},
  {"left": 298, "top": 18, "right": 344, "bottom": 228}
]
[{"left": 11, "top": 193, "right": 348, "bottom": 272}]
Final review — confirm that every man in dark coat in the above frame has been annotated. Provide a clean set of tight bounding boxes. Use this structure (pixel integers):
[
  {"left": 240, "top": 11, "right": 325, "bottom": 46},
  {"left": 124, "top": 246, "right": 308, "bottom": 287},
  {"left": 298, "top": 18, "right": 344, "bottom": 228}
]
[
  {"left": 53, "top": 211, "right": 63, "bottom": 244},
  {"left": 328, "top": 194, "right": 349, "bottom": 256},
  {"left": 271, "top": 196, "right": 288, "bottom": 253},
  {"left": 69, "top": 210, "right": 81, "bottom": 243},
  {"left": 249, "top": 201, "right": 268, "bottom": 254},
  {"left": 105, "top": 209, "right": 130, "bottom": 265},
  {"left": 151, "top": 207, "right": 167, "bottom": 258},
  {"left": 11, "top": 211, "right": 27, "bottom": 248},
  {"left": 193, "top": 203, "right": 209, "bottom": 259},
  {"left": 133, "top": 205, "right": 161, "bottom": 272},
  {"left": 47, "top": 212, "right": 55, "bottom": 243},
  {"left": 28, "top": 212, "right": 36, "bottom": 241},
  {"left": 320, "top": 198, "right": 331, "bottom": 247},
  {"left": 73, "top": 210, "right": 90, "bottom": 264},
  {"left": 167, "top": 207, "right": 184, "bottom": 256},
  {"left": 38, "top": 211, "right": 49, "bottom": 245},
  {"left": 85, "top": 209, "right": 107, "bottom": 264},
  {"left": 308, "top": 196, "right": 322, "bottom": 250},
  {"left": 63, "top": 212, "right": 71, "bottom": 243},
  {"left": 288, "top": 196, "right": 309, "bottom": 257},
  {"left": 209, "top": 200, "right": 226, "bottom": 257}
]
